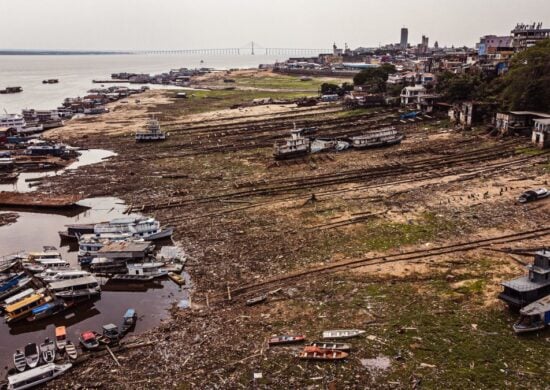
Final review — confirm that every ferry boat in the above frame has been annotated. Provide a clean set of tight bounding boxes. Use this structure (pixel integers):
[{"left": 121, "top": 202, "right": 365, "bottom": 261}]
[
  {"left": 23, "top": 258, "right": 70, "bottom": 274},
  {"left": 7, "top": 363, "right": 72, "bottom": 390},
  {"left": 94, "top": 217, "right": 173, "bottom": 241},
  {"left": 1, "top": 288, "right": 37, "bottom": 312},
  {"left": 37, "top": 269, "right": 91, "bottom": 283},
  {"left": 273, "top": 127, "right": 311, "bottom": 160},
  {"left": 48, "top": 276, "right": 101, "bottom": 300},
  {"left": 0, "top": 113, "right": 26, "bottom": 132},
  {"left": 349, "top": 127, "right": 404, "bottom": 149},
  {"left": 135, "top": 117, "right": 167, "bottom": 142},
  {"left": 90, "top": 257, "right": 127, "bottom": 274},
  {"left": 112, "top": 262, "right": 168, "bottom": 282},
  {"left": 4, "top": 293, "right": 52, "bottom": 323}
]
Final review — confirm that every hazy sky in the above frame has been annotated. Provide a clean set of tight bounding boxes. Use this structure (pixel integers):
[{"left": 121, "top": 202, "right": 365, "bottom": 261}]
[{"left": 1, "top": 0, "right": 549, "bottom": 50}]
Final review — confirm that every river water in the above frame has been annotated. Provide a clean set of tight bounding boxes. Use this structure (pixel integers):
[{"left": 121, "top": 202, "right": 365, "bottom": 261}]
[
  {"left": 0, "top": 150, "right": 189, "bottom": 377},
  {"left": 0, "top": 53, "right": 284, "bottom": 113}
]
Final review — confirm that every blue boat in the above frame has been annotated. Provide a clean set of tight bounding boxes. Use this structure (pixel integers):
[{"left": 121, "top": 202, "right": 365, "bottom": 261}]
[
  {"left": 0, "top": 273, "right": 25, "bottom": 293},
  {"left": 27, "top": 299, "right": 67, "bottom": 322},
  {"left": 121, "top": 308, "right": 137, "bottom": 334},
  {"left": 400, "top": 111, "right": 419, "bottom": 120}
]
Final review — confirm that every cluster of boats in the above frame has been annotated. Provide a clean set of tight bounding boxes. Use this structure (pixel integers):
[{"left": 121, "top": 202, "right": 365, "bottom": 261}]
[
  {"left": 273, "top": 125, "right": 403, "bottom": 160},
  {"left": 7, "top": 309, "right": 136, "bottom": 390},
  {"left": 268, "top": 329, "right": 366, "bottom": 361}
]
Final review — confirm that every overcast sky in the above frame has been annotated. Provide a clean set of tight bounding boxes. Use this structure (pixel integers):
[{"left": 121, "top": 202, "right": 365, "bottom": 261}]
[{"left": 1, "top": 0, "right": 549, "bottom": 50}]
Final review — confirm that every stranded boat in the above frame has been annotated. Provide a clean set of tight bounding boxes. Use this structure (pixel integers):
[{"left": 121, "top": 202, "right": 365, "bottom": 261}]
[
  {"left": 55, "top": 326, "right": 67, "bottom": 351},
  {"left": 298, "top": 346, "right": 349, "bottom": 361},
  {"left": 39, "top": 338, "right": 56, "bottom": 363},
  {"left": 268, "top": 335, "right": 306, "bottom": 346},
  {"left": 7, "top": 363, "right": 72, "bottom": 390},
  {"left": 135, "top": 117, "right": 167, "bottom": 142},
  {"left": 273, "top": 127, "right": 311, "bottom": 160},
  {"left": 349, "top": 127, "right": 403, "bottom": 149},
  {"left": 79, "top": 331, "right": 99, "bottom": 350},
  {"left": 24, "top": 343, "right": 40, "bottom": 369},
  {"left": 517, "top": 188, "right": 550, "bottom": 204},
  {"left": 94, "top": 217, "right": 173, "bottom": 241},
  {"left": 13, "top": 349, "right": 26, "bottom": 372},
  {"left": 513, "top": 295, "right": 550, "bottom": 334},
  {"left": 65, "top": 341, "right": 78, "bottom": 360},
  {"left": 322, "top": 329, "right": 365, "bottom": 339},
  {"left": 309, "top": 341, "right": 352, "bottom": 352}
]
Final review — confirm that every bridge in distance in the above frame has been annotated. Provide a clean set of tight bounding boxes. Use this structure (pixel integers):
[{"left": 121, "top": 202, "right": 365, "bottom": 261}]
[{"left": 136, "top": 42, "right": 331, "bottom": 56}]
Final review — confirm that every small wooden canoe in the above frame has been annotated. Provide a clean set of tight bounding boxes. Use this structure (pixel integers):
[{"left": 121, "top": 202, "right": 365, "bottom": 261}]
[
  {"left": 322, "top": 329, "right": 365, "bottom": 339},
  {"left": 309, "top": 341, "right": 351, "bottom": 352},
  {"left": 168, "top": 272, "right": 185, "bottom": 286},
  {"left": 246, "top": 295, "right": 267, "bottom": 306},
  {"left": 65, "top": 341, "right": 78, "bottom": 360},
  {"left": 13, "top": 349, "right": 26, "bottom": 372},
  {"left": 268, "top": 335, "right": 306, "bottom": 346},
  {"left": 299, "top": 346, "right": 348, "bottom": 361}
]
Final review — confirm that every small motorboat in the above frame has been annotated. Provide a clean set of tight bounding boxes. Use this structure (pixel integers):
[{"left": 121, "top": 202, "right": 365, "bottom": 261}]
[
  {"left": 309, "top": 341, "right": 352, "bottom": 352},
  {"left": 517, "top": 188, "right": 550, "bottom": 204},
  {"left": 24, "top": 343, "right": 40, "bottom": 368},
  {"left": 102, "top": 323, "right": 120, "bottom": 343},
  {"left": 322, "top": 329, "right": 365, "bottom": 339},
  {"left": 55, "top": 326, "right": 67, "bottom": 351},
  {"left": 40, "top": 338, "right": 56, "bottom": 363},
  {"left": 65, "top": 341, "right": 78, "bottom": 360},
  {"left": 13, "top": 349, "right": 26, "bottom": 372},
  {"left": 121, "top": 308, "right": 137, "bottom": 334},
  {"left": 79, "top": 331, "right": 99, "bottom": 350},
  {"left": 268, "top": 335, "right": 306, "bottom": 346},
  {"left": 298, "top": 346, "right": 348, "bottom": 360},
  {"left": 168, "top": 272, "right": 185, "bottom": 286},
  {"left": 246, "top": 295, "right": 267, "bottom": 306},
  {"left": 92, "top": 331, "right": 112, "bottom": 345}
]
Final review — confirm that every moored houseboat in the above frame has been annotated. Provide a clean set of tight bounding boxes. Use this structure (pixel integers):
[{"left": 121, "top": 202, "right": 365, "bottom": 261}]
[
  {"left": 112, "top": 262, "right": 168, "bottom": 282},
  {"left": 94, "top": 217, "right": 173, "bottom": 241},
  {"left": 4, "top": 293, "right": 52, "bottom": 323},
  {"left": 48, "top": 276, "right": 101, "bottom": 300}
]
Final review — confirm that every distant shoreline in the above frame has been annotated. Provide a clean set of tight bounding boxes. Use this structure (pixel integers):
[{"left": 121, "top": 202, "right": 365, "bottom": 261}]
[{"left": 0, "top": 50, "right": 133, "bottom": 55}]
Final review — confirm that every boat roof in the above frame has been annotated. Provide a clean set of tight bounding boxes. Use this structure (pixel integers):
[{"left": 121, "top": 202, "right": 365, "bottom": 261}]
[
  {"left": 38, "top": 258, "right": 67, "bottom": 264},
  {"left": 127, "top": 262, "right": 163, "bottom": 269},
  {"left": 520, "top": 295, "right": 550, "bottom": 315},
  {"left": 98, "top": 241, "right": 151, "bottom": 253},
  {"left": 32, "top": 301, "right": 56, "bottom": 315},
  {"left": 8, "top": 363, "right": 70, "bottom": 384},
  {"left": 48, "top": 276, "right": 98, "bottom": 290},
  {"left": 55, "top": 326, "right": 67, "bottom": 337},
  {"left": 81, "top": 331, "right": 95, "bottom": 341},
  {"left": 103, "top": 323, "right": 118, "bottom": 330},
  {"left": 3, "top": 288, "right": 35, "bottom": 304},
  {"left": 28, "top": 251, "right": 61, "bottom": 257},
  {"left": 124, "top": 308, "right": 135, "bottom": 317},
  {"left": 5, "top": 294, "right": 43, "bottom": 312},
  {"left": 501, "top": 276, "right": 550, "bottom": 292}
]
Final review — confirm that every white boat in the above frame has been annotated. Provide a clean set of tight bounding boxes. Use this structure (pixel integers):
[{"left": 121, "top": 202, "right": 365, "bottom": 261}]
[
  {"left": 513, "top": 295, "right": 550, "bottom": 334},
  {"left": 23, "top": 258, "right": 70, "bottom": 273},
  {"left": 350, "top": 127, "right": 404, "bottom": 149},
  {"left": 2, "top": 288, "right": 42, "bottom": 311},
  {"left": 37, "top": 269, "right": 91, "bottom": 283},
  {"left": 24, "top": 343, "right": 39, "bottom": 368},
  {"left": 112, "top": 262, "right": 168, "bottom": 282},
  {"left": 0, "top": 113, "right": 26, "bottom": 132},
  {"left": 135, "top": 117, "right": 167, "bottom": 142},
  {"left": 39, "top": 338, "right": 55, "bottom": 363},
  {"left": 273, "top": 127, "right": 311, "bottom": 160},
  {"left": 0, "top": 277, "right": 33, "bottom": 301},
  {"left": 65, "top": 341, "right": 78, "bottom": 360},
  {"left": 7, "top": 363, "right": 72, "bottom": 390},
  {"left": 94, "top": 217, "right": 173, "bottom": 241},
  {"left": 322, "top": 329, "right": 366, "bottom": 339},
  {"left": 26, "top": 250, "right": 62, "bottom": 262},
  {"left": 48, "top": 276, "right": 101, "bottom": 299},
  {"left": 13, "top": 349, "right": 26, "bottom": 372}
]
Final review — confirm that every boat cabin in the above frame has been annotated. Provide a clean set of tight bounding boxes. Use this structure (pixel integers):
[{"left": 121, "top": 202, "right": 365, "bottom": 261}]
[
  {"left": 4, "top": 294, "right": 51, "bottom": 323},
  {"left": 499, "top": 250, "right": 550, "bottom": 309}
]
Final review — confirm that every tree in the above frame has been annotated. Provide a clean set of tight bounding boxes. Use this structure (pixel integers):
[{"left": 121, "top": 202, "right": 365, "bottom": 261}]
[
  {"left": 353, "top": 63, "right": 397, "bottom": 93},
  {"left": 500, "top": 39, "right": 550, "bottom": 111}
]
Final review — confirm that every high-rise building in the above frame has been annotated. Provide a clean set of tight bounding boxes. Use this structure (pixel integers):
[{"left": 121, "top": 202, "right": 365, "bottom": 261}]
[{"left": 400, "top": 27, "right": 408, "bottom": 49}]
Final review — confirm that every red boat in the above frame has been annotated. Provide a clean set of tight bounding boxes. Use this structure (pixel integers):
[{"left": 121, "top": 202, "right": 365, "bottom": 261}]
[
  {"left": 299, "top": 346, "right": 348, "bottom": 360},
  {"left": 268, "top": 335, "right": 306, "bottom": 346}
]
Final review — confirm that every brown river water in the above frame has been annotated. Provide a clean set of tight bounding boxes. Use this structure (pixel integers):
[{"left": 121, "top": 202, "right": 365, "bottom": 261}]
[{"left": 0, "top": 151, "right": 188, "bottom": 378}]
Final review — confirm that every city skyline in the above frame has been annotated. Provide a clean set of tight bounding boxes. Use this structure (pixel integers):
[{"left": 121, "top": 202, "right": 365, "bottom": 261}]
[{"left": 1, "top": 0, "right": 549, "bottom": 50}]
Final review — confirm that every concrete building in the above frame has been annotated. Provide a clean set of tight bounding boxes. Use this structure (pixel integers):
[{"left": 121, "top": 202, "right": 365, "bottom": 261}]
[
  {"left": 400, "top": 27, "right": 408, "bottom": 50},
  {"left": 512, "top": 23, "right": 550, "bottom": 51},
  {"left": 495, "top": 111, "right": 550, "bottom": 136},
  {"left": 532, "top": 119, "right": 550, "bottom": 149},
  {"left": 477, "top": 35, "right": 513, "bottom": 56}
]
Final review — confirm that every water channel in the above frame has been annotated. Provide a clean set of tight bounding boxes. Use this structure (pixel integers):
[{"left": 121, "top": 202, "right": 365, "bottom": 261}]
[{"left": 0, "top": 150, "right": 187, "bottom": 377}]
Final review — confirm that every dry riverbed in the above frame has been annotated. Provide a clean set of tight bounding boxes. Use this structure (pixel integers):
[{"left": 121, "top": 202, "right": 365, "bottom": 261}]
[{"left": 40, "top": 72, "right": 550, "bottom": 389}]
